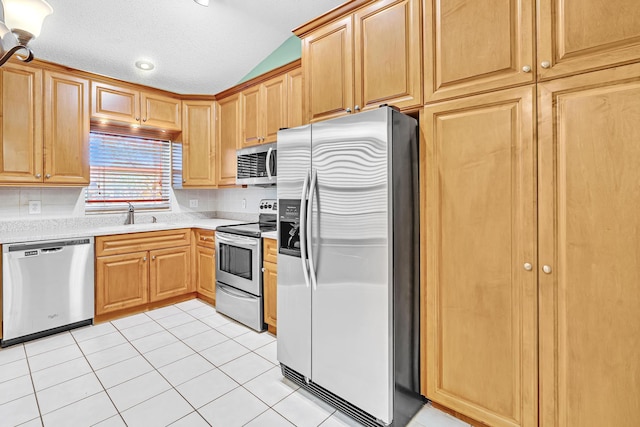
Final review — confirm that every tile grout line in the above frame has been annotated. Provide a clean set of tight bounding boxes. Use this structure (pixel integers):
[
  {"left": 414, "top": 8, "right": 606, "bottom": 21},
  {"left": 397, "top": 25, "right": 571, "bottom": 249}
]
[{"left": 15, "top": 343, "right": 45, "bottom": 427}]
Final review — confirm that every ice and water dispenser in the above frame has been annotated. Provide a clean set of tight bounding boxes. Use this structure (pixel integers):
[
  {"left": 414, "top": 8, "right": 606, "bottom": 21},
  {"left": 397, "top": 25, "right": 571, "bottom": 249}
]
[{"left": 278, "top": 199, "right": 302, "bottom": 257}]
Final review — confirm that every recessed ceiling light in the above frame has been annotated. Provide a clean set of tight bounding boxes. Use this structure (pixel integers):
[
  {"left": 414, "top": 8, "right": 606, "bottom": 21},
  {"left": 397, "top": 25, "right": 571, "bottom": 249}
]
[
  {"left": 135, "top": 60, "right": 155, "bottom": 71},
  {"left": 194, "top": 0, "right": 209, "bottom": 6}
]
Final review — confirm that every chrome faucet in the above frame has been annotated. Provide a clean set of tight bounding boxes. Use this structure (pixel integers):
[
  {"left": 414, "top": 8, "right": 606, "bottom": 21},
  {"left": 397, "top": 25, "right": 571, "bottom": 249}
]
[{"left": 126, "top": 202, "right": 135, "bottom": 225}]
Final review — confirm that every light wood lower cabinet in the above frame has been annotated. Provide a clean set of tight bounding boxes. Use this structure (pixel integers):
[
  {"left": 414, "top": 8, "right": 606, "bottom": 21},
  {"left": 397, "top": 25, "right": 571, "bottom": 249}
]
[
  {"left": 194, "top": 229, "right": 216, "bottom": 303},
  {"left": 423, "top": 63, "right": 640, "bottom": 427},
  {"left": 423, "top": 85, "right": 537, "bottom": 427},
  {"left": 263, "top": 238, "right": 277, "bottom": 333},
  {"left": 95, "top": 230, "right": 192, "bottom": 317}
]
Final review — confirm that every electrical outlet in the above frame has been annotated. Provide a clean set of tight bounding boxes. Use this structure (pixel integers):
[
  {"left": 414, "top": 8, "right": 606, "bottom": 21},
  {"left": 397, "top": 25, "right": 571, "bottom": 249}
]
[
  {"left": 242, "top": 198, "right": 246, "bottom": 209},
  {"left": 28, "top": 200, "right": 41, "bottom": 214},
  {"left": 189, "top": 199, "right": 198, "bottom": 208}
]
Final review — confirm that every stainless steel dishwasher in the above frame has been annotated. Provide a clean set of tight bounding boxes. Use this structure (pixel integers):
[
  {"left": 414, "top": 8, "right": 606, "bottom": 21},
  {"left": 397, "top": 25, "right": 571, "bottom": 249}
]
[{"left": 2, "top": 237, "right": 94, "bottom": 346}]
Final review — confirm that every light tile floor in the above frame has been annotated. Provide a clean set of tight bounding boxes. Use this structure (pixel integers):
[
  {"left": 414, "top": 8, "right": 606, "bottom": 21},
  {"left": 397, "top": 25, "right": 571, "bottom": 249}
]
[{"left": 0, "top": 299, "right": 469, "bottom": 427}]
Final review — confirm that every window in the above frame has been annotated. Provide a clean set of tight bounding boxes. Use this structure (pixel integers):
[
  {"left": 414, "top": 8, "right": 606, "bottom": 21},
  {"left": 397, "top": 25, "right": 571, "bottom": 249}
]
[{"left": 86, "top": 132, "right": 172, "bottom": 212}]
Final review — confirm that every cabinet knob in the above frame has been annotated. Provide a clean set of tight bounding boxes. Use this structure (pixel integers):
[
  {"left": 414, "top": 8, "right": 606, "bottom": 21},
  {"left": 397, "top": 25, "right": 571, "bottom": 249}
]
[
  {"left": 261, "top": 267, "right": 265, "bottom": 272},
  {"left": 135, "top": 117, "right": 140, "bottom": 121},
  {"left": 152, "top": 255, "right": 156, "bottom": 260},
  {"left": 346, "top": 108, "right": 352, "bottom": 113},
  {"left": 354, "top": 105, "right": 360, "bottom": 111},
  {"left": 182, "top": 179, "right": 186, "bottom": 183},
  {"left": 542, "top": 265, "right": 552, "bottom": 274},
  {"left": 143, "top": 256, "right": 147, "bottom": 261},
  {"left": 522, "top": 65, "right": 532, "bottom": 73},
  {"left": 35, "top": 173, "right": 41, "bottom": 178},
  {"left": 541, "top": 61, "right": 551, "bottom": 69},
  {"left": 45, "top": 174, "right": 51, "bottom": 179},
  {"left": 143, "top": 118, "right": 147, "bottom": 122},
  {"left": 523, "top": 262, "right": 533, "bottom": 271}
]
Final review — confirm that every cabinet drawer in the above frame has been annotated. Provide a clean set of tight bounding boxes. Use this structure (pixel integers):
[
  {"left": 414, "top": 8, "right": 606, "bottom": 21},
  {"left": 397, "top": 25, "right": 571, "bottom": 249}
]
[
  {"left": 96, "top": 229, "right": 191, "bottom": 257},
  {"left": 194, "top": 229, "right": 215, "bottom": 248},
  {"left": 263, "top": 238, "right": 277, "bottom": 264}
]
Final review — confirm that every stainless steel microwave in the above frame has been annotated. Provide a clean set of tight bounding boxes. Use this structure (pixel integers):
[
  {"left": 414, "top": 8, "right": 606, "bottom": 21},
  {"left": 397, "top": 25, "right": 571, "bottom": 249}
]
[{"left": 236, "top": 142, "right": 276, "bottom": 186}]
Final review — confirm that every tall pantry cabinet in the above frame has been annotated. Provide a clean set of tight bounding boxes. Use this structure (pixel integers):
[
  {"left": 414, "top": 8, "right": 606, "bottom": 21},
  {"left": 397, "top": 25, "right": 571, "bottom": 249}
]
[{"left": 422, "top": 1, "right": 640, "bottom": 426}]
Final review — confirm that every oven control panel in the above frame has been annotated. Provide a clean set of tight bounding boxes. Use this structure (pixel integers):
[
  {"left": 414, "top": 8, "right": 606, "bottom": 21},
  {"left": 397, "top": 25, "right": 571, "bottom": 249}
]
[{"left": 259, "top": 199, "right": 277, "bottom": 214}]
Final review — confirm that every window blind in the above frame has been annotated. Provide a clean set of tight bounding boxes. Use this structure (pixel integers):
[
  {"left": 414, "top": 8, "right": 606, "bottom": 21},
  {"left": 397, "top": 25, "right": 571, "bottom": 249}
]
[{"left": 86, "top": 132, "right": 172, "bottom": 212}]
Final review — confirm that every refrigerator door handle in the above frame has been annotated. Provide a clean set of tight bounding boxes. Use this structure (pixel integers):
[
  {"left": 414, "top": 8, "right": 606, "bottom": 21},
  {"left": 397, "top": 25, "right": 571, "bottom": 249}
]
[
  {"left": 307, "top": 169, "right": 318, "bottom": 290},
  {"left": 300, "top": 171, "right": 311, "bottom": 288}
]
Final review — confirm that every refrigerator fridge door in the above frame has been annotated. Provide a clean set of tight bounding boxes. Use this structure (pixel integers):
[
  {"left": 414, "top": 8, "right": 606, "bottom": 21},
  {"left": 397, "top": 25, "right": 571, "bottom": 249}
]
[
  {"left": 277, "top": 124, "right": 313, "bottom": 379},
  {"left": 309, "top": 108, "right": 393, "bottom": 423}
]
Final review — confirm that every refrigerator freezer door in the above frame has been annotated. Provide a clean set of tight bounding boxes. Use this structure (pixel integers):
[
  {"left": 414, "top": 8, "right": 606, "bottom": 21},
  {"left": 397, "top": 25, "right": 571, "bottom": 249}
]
[
  {"left": 310, "top": 108, "right": 393, "bottom": 423},
  {"left": 277, "top": 125, "right": 312, "bottom": 379}
]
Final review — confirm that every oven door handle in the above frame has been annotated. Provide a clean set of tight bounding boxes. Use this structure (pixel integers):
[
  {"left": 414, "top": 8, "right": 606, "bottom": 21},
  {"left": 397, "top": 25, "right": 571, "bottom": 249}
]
[
  {"left": 300, "top": 170, "right": 311, "bottom": 288},
  {"left": 215, "top": 232, "right": 258, "bottom": 246},
  {"left": 307, "top": 169, "right": 318, "bottom": 291},
  {"left": 218, "top": 284, "right": 255, "bottom": 300}
]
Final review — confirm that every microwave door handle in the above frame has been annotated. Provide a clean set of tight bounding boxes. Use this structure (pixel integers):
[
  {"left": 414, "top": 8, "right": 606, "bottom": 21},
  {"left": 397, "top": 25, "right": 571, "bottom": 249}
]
[
  {"left": 266, "top": 147, "right": 273, "bottom": 180},
  {"left": 300, "top": 170, "right": 311, "bottom": 288},
  {"left": 307, "top": 169, "right": 318, "bottom": 291}
]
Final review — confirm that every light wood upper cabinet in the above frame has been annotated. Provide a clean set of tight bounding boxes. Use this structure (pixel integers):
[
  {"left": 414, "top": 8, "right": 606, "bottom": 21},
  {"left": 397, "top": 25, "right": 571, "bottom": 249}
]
[
  {"left": 423, "top": 86, "right": 537, "bottom": 427},
  {"left": 304, "top": 16, "right": 354, "bottom": 122},
  {"left": 43, "top": 70, "right": 90, "bottom": 185},
  {"left": 0, "top": 63, "right": 43, "bottom": 184},
  {"left": 217, "top": 93, "right": 241, "bottom": 186},
  {"left": 302, "top": 0, "right": 422, "bottom": 122},
  {"left": 240, "top": 74, "right": 287, "bottom": 147},
  {"left": 91, "top": 81, "right": 181, "bottom": 131},
  {"left": 149, "top": 246, "right": 192, "bottom": 302},
  {"left": 286, "top": 67, "right": 304, "bottom": 128},
  {"left": 182, "top": 100, "right": 216, "bottom": 187},
  {"left": 537, "top": 0, "right": 640, "bottom": 80},
  {"left": 424, "top": 0, "right": 534, "bottom": 102},
  {"left": 354, "top": 0, "right": 422, "bottom": 110},
  {"left": 537, "top": 63, "right": 640, "bottom": 427}
]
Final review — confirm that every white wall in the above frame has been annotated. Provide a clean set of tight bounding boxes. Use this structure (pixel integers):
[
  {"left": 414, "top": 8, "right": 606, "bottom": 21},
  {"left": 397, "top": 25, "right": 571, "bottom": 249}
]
[{"left": 0, "top": 186, "right": 276, "bottom": 221}]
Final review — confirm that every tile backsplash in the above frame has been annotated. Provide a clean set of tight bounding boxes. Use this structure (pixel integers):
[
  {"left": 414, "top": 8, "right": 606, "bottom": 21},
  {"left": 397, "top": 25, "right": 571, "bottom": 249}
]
[{"left": 0, "top": 186, "right": 277, "bottom": 222}]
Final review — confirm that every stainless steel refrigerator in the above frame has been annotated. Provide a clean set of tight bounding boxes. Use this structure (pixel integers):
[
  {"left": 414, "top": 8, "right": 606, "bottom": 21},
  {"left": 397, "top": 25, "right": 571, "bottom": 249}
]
[{"left": 276, "top": 106, "right": 423, "bottom": 426}]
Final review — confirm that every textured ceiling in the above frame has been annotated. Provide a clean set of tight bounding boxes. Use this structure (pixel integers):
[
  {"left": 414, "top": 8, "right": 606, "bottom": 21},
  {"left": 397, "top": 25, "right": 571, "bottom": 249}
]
[{"left": 19, "top": 0, "right": 345, "bottom": 95}]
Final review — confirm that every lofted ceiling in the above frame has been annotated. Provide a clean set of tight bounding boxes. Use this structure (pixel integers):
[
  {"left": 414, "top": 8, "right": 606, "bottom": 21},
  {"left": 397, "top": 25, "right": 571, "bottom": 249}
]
[{"left": 12, "top": 0, "right": 345, "bottom": 95}]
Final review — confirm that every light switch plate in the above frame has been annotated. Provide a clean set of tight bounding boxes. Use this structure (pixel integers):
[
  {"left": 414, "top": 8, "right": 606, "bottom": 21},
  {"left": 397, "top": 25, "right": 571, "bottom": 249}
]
[
  {"left": 29, "top": 200, "right": 41, "bottom": 214},
  {"left": 189, "top": 199, "right": 198, "bottom": 208}
]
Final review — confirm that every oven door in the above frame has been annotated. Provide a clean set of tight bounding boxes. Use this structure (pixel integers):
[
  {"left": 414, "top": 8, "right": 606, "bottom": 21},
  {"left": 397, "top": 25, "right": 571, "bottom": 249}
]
[{"left": 215, "top": 231, "right": 262, "bottom": 296}]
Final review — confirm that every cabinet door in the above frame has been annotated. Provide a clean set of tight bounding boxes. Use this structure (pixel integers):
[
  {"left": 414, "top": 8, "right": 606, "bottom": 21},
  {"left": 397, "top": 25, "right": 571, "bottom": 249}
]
[
  {"left": 91, "top": 81, "right": 140, "bottom": 125},
  {"left": 538, "top": 64, "right": 640, "bottom": 427},
  {"left": 196, "top": 245, "right": 216, "bottom": 302},
  {"left": 141, "top": 92, "right": 181, "bottom": 131},
  {"left": 0, "top": 63, "right": 43, "bottom": 184},
  {"left": 263, "top": 261, "right": 277, "bottom": 329},
  {"left": 354, "top": 0, "right": 423, "bottom": 110},
  {"left": 43, "top": 71, "right": 90, "bottom": 185},
  {"left": 182, "top": 100, "right": 216, "bottom": 187},
  {"left": 96, "top": 252, "right": 148, "bottom": 315},
  {"left": 537, "top": 0, "right": 640, "bottom": 80},
  {"left": 423, "top": 86, "right": 537, "bottom": 427},
  {"left": 424, "top": 0, "right": 534, "bottom": 103},
  {"left": 263, "top": 75, "right": 287, "bottom": 143},
  {"left": 217, "top": 94, "right": 241, "bottom": 186},
  {"left": 240, "top": 85, "right": 262, "bottom": 148},
  {"left": 303, "top": 16, "right": 354, "bottom": 122},
  {"left": 149, "top": 246, "right": 192, "bottom": 302},
  {"left": 287, "top": 67, "right": 304, "bottom": 128}
]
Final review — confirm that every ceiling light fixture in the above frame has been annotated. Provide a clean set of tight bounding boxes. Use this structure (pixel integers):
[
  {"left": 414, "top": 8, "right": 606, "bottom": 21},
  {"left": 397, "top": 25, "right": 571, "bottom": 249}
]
[
  {"left": 0, "top": 0, "right": 53, "bottom": 67},
  {"left": 135, "top": 60, "right": 155, "bottom": 71},
  {"left": 194, "top": 0, "right": 209, "bottom": 7}
]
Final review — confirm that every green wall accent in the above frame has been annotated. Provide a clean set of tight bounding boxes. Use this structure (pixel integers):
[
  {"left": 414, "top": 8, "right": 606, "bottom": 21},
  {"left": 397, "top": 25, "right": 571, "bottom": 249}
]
[{"left": 238, "top": 36, "right": 301, "bottom": 83}]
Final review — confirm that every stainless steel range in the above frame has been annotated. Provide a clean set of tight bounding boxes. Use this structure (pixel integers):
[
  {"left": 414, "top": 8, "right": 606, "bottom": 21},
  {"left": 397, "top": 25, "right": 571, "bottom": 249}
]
[{"left": 215, "top": 199, "right": 277, "bottom": 331}]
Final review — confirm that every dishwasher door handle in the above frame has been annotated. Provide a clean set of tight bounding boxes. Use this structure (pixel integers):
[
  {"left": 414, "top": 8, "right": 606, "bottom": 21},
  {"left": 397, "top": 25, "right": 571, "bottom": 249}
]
[{"left": 41, "top": 247, "right": 63, "bottom": 253}]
